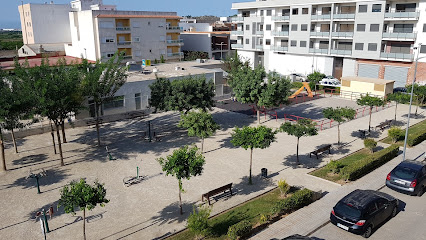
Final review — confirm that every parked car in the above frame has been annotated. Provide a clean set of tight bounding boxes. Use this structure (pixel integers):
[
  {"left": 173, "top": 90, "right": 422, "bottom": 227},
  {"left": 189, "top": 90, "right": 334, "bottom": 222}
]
[
  {"left": 319, "top": 75, "right": 341, "bottom": 86},
  {"left": 330, "top": 189, "right": 399, "bottom": 238},
  {"left": 393, "top": 87, "right": 407, "bottom": 93},
  {"left": 386, "top": 160, "right": 426, "bottom": 196},
  {"left": 289, "top": 73, "right": 307, "bottom": 82}
]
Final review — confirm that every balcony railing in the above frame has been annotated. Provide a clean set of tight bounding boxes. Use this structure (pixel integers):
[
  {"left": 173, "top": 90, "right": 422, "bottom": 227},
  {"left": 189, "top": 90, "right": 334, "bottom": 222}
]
[
  {"left": 331, "top": 31, "right": 354, "bottom": 38},
  {"left": 331, "top": 49, "right": 352, "bottom": 55},
  {"left": 333, "top": 13, "right": 355, "bottom": 19},
  {"left": 384, "top": 11, "right": 420, "bottom": 19},
  {"left": 311, "top": 15, "right": 331, "bottom": 20},
  {"left": 380, "top": 52, "right": 414, "bottom": 61},
  {"left": 117, "top": 41, "right": 131, "bottom": 46},
  {"left": 272, "top": 15, "right": 290, "bottom": 21},
  {"left": 116, "top": 27, "right": 130, "bottom": 31},
  {"left": 231, "top": 31, "right": 244, "bottom": 35},
  {"left": 231, "top": 44, "right": 243, "bottom": 49},
  {"left": 166, "top": 26, "right": 183, "bottom": 31},
  {"left": 271, "top": 31, "right": 289, "bottom": 36},
  {"left": 255, "top": 31, "right": 264, "bottom": 35},
  {"left": 166, "top": 39, "right": 184, "bottom": 44},
  {"left": 255, "top": 45, "right": 263, "bottom": 50},
  {"left": 382, "top": 32, "right": 417, "bottom": 40},
  {"left": 167, "top": 52, "right": 184, "bottom": 57},
  {"left": 123, "top": 55, "right": 133, "bottom": 59},
  {"left": 271, "top": 46, "right": 288, "bottom": 52},
  {"left": 310, "top": 31, "right": 330, "bottom": 37},
  {"left": 231, "top": 16, "right": 244, "bottom": 22},
  {"left": 309, "top": 48, "right": 329, "bottom": 54}
]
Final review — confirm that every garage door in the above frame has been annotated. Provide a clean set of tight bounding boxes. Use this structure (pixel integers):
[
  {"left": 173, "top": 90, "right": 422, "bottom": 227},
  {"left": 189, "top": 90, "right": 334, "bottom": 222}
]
[
  {"left": 384, "top": 66, "right": 409, "bottom": 88},
  {"left": 358, "top": 64, "right": 380, "bottom": 78}
]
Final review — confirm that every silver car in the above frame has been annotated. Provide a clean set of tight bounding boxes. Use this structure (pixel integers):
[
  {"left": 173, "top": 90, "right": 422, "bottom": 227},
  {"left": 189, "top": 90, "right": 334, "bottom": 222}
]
[
  {"left": 386, "top": 160, "right": 426, "bottom": 196},
  {"left": 289, "top": 73, "right": 307, "bottom": 82}
]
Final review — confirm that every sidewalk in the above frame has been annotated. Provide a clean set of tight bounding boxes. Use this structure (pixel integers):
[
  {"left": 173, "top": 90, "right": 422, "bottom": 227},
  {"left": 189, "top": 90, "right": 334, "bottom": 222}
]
[{"left": 250, "top": 141, "right": 426, "bottom": 240}]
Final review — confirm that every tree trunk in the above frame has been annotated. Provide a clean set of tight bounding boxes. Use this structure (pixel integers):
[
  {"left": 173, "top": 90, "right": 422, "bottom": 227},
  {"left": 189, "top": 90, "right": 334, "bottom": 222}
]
[
  {"left": 257, "top": 110, "right": 260, "bottom": 124},
  {"left": 11, "top": 129, "right": 18, "bottom": 153},
  {"left": 95, "top": 102, "right": 101, "bottom": 147},
  {"left": 201, "top": 137, "right": 204, "bottom": 153},
  {"left": 178, "top": 179, "right": 183, "bottom": 215},
  {"left": 368, "top": 107, "right": 373, "bottom": 132},
  {"left": 394, "top": 102, "right": 398, "bottom": 123},
  {"left": 296, "top": 137, "right": 300, "bottom": 165},
  {"left": 249, "top": 148, "right": 253, "bottom": 185},
  {"left": 0, "top": 128, "right": 6, "bottom": 171},
  {"left": 55, "top": 124, "right": 64, "bottom": 166},
  {"left": 83, "top": 208, "right": 86, "bottom": 240},
  {"left": 50, "top": 122, "right": 57, "bottom": 154},
  {"left": 337, "top": 123, "right": 340, "bottom": 145},
  {"left": 61, "top": 121, "right": 67, "bottom": 143},
  {"left": 415, "top": 96, "right": 419, "bottom": 116}
]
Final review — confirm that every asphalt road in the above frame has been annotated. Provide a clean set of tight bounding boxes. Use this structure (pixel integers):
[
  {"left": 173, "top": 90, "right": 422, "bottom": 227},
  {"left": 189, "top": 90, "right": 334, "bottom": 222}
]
[{"left": 309, "top": 187, "right": 426, "bottom": 240}]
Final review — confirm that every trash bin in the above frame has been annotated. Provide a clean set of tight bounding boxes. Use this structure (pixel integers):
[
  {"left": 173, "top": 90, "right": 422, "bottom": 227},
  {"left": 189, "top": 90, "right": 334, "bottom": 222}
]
[{"left": 261, "top": 168, "right": 268, "bottom": 178}]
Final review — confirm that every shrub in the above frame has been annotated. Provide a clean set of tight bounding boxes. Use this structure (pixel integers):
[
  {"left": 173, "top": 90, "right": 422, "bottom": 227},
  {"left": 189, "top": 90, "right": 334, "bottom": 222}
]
[
  {"left": 227, "top": 220, "right": 252, "bottom": 240},
  {"left": 277, "top": 179, "right": 290, "bottom": 197},
  {"left": 160, "top": 54, "right": 165, "bottom": 63},
  {"left": 187, "top": 205, "right": 211, "bottom": 238},
  {"left": 364, "top": 138, "right": 377, "bottom": 153},
  {"left": 327, "top": 160, "right": 344, "bottom": 174},
  {"left": 388, "top": 127, "right": 404, "bottom": 143},
  {"left": 291, "top": 81, "right": 304, "bottom": 89},
  {"left": 154, "top": 59, "right": 158, "bottom": 64},
  {"left": 259, "top": 214, "right": 270, "bottom": 225},
  {"left": 341, "top": 145, "right": 399, "bottom": 181},
  {"left": 407, "top": 130, "right": 426, "bottom": 147},
  {"left": 272, "top": 188, "right": 313, "bottom": 215}
]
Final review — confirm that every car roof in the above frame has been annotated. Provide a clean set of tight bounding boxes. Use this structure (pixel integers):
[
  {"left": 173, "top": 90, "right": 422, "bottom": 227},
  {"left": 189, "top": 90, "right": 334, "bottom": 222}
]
[
  {"left": 396, "top": 161, "right": 424, "bottom": 171},
  {"left": 340, "top": 190, "right": 394, "bottom": 209}
]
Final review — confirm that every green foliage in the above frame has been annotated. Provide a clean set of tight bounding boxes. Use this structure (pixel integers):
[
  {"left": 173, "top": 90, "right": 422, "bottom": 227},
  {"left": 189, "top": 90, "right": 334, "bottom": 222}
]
[
  {"left": 280, "top": 119, "right": 318, "bottom": 139},
  {"left": 222, "top": 50, "right": 246, "bottom": 76},
  {"left": 0, "top": 31, "right": 23, "bottom": 50},
  {"left": 271, "top": 188, "right": 313, "bottom": 215},
  {"left": 187, "top": 205, "right": 211, "bottom": 237},
  {"left": 406, "top": 83, "right": 426, "bottom": 104},
  {"left": 259, "top": 214, "right": 270, "bottom": 224},
  {"left": 291, "top": 81, "right": 304, "bottom": 89},
  {"left": 327, "top": 160, "right": 345, "bottom": 174},
  {"left": 407, "top": 129, "right": 426, "bottom": 147},
  {"left": 341, "top": 145, "right": 399, "bottom": 181},
  {"left": 357, "top": 94, "right": 386, "bottom": 108},
  {"left": 363, "top": 138, "right": 377, "bottom": 153},
  {"left": 160, "top": 54, "right": 165, "bottom": 63},
  {"left": 227, "top": 220, "right": 252, "bottom": 240},
  {"left": 322, "top": 107, "right": 356, "bottom": 124},
  {"left": 183, "top": 51, "right": 209, "bottom": 61},
  {"left": 307, "top": 71, "right": 325, "bottom": 90},
  {"left": 154, "top": 59, "right": 158, "bottom": 64},
  {"left": 388, "top": 127, "right": 404, "bottom": 143},
  {"left": 277, "top": 179, "right": 290, "bottom": 196},
  {"left": 231, "top": 126, "right": 276, "bottom": 150},
  {"left": 148, "top": 78, "right": 171, "bottom": 112},
  {"left": 386, "top": 92, "right": 410, "bottom": 104}
]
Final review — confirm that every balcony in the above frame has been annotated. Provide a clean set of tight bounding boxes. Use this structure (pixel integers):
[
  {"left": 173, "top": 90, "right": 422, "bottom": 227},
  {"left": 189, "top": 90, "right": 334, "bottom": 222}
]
[
  {"left": 271, "top": 46, "right": 288, "bottom": 52},
  {"left": 382, "top": 32, "right": 417, "bottom": 41},
  {"left": 380, "top": 52, "right": 414, "bottom": 61},
  {"left": 123, "top": 55, "right": 133, "bottom": 59},
  {"left": 166, "top": 39, "right": 184, "bottom": 46},
  {"left": 231, "top": 44, "right": 243, "bottom": 49},
  {"left": 166, "top": 26, "right": 183, "bottom": 32},
  {"left": 311, "top": 15, "right": 331, "bottom": 21},
  {"left": 116, "top": 27, "right": 130, "bottom": 31},
  {"left": 167, "top": 52, "right": 184, "bottom": 57},
  {"left": 231, "top": 31, "right": 244, "bottom": 35},
  {"left": 231, "top": 16, "right": 244, "bottom": 22},
  {"left": 271, "top": 31, "right": 289, "bottom": 36},
  {"left": 255, "top": 31, "right": 264, "bottom": 35},
  {"left": 310, "top": 31, "right": 330, "bottom": 37},
  {"left": 272, "top": 15, "right": 290, "bottom": 21},
  {"left": 309, "top": 48, "right": 329, "bottom": 54},
  {"left": 331, "top": 32, "right": 354, "bottom": 38},
  {"left": 331, "top": 49, "right": 352, "bottom": 55},
  {"left": 333, "top": 13, "right": 355, "bottom": 20},
  {"left": 117, "top": 41, "right": 131, "bottom": 46},
  {"left": 384, "top": 11, "right": 420, "bottom": 20},
  {"left": 255, "top": 45, "right": 263, "bottom": 50}
]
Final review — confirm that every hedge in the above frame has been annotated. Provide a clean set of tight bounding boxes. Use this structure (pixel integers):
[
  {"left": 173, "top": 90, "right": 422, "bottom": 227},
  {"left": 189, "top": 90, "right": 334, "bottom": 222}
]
[
  {"left": 227, "top": 220, "right": 252, "bottom": 240},
  {"left": 407, "top": 130, "right": 426, "bottom": 147},
  {"left": 271, "top": 188, "right": 313, "bottom": 215},
  {"left": 341, "top": 145, "right": 399, "bottom": 181}
]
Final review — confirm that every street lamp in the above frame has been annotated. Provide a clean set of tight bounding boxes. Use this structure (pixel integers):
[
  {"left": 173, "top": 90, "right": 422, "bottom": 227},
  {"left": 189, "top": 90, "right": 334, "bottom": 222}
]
[{"left": 402, "top": 43, "right": 424, "bottom": 161}]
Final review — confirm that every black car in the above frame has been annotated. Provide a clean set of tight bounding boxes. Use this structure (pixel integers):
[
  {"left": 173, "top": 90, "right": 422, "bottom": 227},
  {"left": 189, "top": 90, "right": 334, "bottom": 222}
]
[
  {"left": 330, "top": 189, "right": 399, "bottom": 238},
  {"left": 386, "top": 160, "right": 426, "bottom": 196}
]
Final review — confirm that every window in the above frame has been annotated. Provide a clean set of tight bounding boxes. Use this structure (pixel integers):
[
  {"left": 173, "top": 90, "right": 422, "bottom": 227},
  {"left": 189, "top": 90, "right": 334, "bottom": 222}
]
[
  {"left": 148, "top": 22, "right": 151, "bottom": 25},
  {"left": 133, "top": 37, "right": 140, "bottom": 42},
  {"left": 302, "top": 8, "right": 308, "bottom": 14},
  {"left": 355, "top": 43, "right": 364, "bottom": 50},
  {"left": 367, "top": 203, "right": 378, "bottom": 215},
  {"left": 357, "top": 24, "right": 366, "bottom": 32},
  {"left": 103, "top": 37, "right": 115, "bottom": 43},
  {"left": 423, "top": 24, "right": 426, "bottom": 32},
  {"left": 421, "top": 45, "right": 426, "bottom": 54},
  {"left": 245, "top": 38, "right": 249, "bottom": 44},
  {"left": 301, "top": 24, "right": 308, "bottom": 31},
  {"left": 358, "top": 5, "right": 367, "bottom": 13},
  {"left": 300, "top": 41, "right": 307, "bottom": 47},
  {"left": 246, "top": 25, "right": 250, "bottom": 30},
  {"left": 394, "top": 24, "right": 414, "bottom": 33},
  {"left": 291, "top": 40, "right": 297, "bottom": 47},
  {"left": 370, "top": 24, "right": 380, "bottom": 32},
  {"left": 135, "top": 51, "right": 142, "bottom": 57},
  {"left": 291, "top": 24, "right": 298, "bottom": 31},
  {"left": 368, "top": 43, "right": 377, "bottom": 51},
  {"left": 292, "top": 8, "right": 298, "bottom": 15},
  {"left": 282, "top": 9, "right": 290, "bottom": 16},
  {"left": 372, "top": 4, "right": 382, "bottom": 12},
  {"left": 266, "top": 24, "right": 271, "bottom": 31},
  {"left": 104, "top": 96, "right": 124, "bottom": 109},
  {"left": 100, "top": 21, "right": 114, "bottom": 28},
  {"left": 260, "top": 10, "right": 264, "bottom": 16},
  {"left": 266, "top": 39, "right": 271, "bottom": 45},
  {"left": 266, "top": 10, "right": 272, "bottom": 16}
]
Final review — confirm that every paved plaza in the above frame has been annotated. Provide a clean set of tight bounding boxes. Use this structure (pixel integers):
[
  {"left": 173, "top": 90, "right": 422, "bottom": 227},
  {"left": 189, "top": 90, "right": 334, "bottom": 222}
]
[{"left": 0, "top": 96, "right": 424, "bottom": 240}]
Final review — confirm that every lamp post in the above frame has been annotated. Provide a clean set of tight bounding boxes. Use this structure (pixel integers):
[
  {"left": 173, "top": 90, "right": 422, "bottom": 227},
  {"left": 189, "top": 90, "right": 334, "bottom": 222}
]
[{"left": 402, "top": 43, "right": 424, "bottom": 161}]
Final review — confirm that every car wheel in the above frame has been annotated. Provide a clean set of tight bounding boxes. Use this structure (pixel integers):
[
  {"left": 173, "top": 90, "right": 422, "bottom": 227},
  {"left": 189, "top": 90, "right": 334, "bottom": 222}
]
[
  {"left": 416, "top": 186, "right": 424, "bottom": 197},
  {"left": 362, "top": 225, "right": 373, "bottom": 238},
  {"left": 391, "top": 206, "right": 397, "bottom": 218}
]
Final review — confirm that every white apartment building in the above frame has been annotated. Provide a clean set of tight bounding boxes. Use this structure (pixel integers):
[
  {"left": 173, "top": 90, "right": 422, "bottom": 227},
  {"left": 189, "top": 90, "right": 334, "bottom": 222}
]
[
  {"left": 65, "top": 0, "right": 183, "bottom": 62},
  {"left": 231, "top": 0, "right": 426, "bottom": 87}
]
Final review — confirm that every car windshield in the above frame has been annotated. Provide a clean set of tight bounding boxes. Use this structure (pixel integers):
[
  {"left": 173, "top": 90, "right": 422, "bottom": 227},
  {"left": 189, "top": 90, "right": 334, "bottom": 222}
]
[
  {"left": 326, "top": 76, "right": 333, "bottom": 79},
  {"left": 335, "top": 202, "right": 361, "bottom": 219},
  {"left": 394, "top": 166, "right": 418, "bottom": 180}
]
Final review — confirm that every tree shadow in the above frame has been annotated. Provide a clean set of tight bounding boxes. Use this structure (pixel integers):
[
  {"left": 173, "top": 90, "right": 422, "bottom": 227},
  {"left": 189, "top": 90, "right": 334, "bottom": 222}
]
[
  {"left": 212, "top": 110, "right": 256, "bottom": 131},
  {"left": 350, "top": 129, "right": 381, "bottom": 139},
  {"left": 12, "top": 154, "right": 48, "bottom": 166},
  {"left": 401, "top": 113, "right": 425, "bottom": 119},
  {"left": 2, "top": 168, "right": 70, "bottom": 192},
  {"left": 230, "top": 175, "right": 275, "bottom": 197},
  {"left": 149, "top": 201, "right": 196, "bottom": 226},
  {"left": 2, "top": 137, "right": 28, "bottom": 150}
]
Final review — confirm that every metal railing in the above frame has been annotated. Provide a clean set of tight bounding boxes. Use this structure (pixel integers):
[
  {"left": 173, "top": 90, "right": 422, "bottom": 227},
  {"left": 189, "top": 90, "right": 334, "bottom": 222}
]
[
  {"left": 231, "top": 30, "right": 244, "bottom": 35},
  {"left": 166, "top": 26, "right": 183, "bottom": 31},
  {"left": 331, "top": 49, "right": 352, "bottom": 55},
  {"left": 116, "top": 27, "right": 130, "bottom": 31},
  {"left": 117, "top": 41, "right": 131, "bottom": 46},
  {"left": 272, "top": 15, "right": 290, "bottom": 21},
  {"left": 231, "top": 16, "right": 244, "bottom": 22},
  {"left": 333, "top": 13, "right": 355, "bottom": 19},
  {"left": 380, "top": 52, "right": 414, "bottom": 61},
  {"left": 384, "top": 11, "right": 420, "bottom": 19},
  {"left": 231, "top": 44, "right": 243, "bottom": 49},
  {"left": 310, "top": 31, "right": 330, "bottom": 37},
  {"left": 311, "top": 14, "right": 331, "bottom": 20},
  {"left": 166, "top": 39, "right": 184, "bottom": 44},
  {"left": 271, "top": 46, "right": 288, "bottom": 52},
  {"left": 309, "top": 48, "right": 328, "bottom": 54},
  {"left": 255, "top": 45, "right": 263, "bottom": 50},
  {"left": 255, "top": 31, "right": 264, "bottom": 35},
  {"left": 123, "top": 55, "right": 133, "bottom": 59},
  {"left": 382, "top": 32, "right": 417, "bottom": 40},
  {"left": 331, "top": 31, "right": 354, "bottom": 38},
  {"left": 271, "top": 31, "right": 289, "bottom": 36},
  {"left": 167, "top": 52, "right": 184, "bottom": 57}
]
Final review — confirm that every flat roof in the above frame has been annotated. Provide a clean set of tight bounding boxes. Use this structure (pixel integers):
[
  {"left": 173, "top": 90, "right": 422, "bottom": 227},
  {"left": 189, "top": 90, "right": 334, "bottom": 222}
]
[
  {"left": 96, "top": 14, "right": 182, "bottom": 19},
  {"left": 181, "top": 31, "right": 230, "bottom": 35},
  {"left": 341, "top": 76, "right": 395, "bottom": 85},
  {"left": 126, "top": 60, "right": 223, "bottom": 82},
  {"left": 0, "top": 56, "right": 94, "bottom": 70}
]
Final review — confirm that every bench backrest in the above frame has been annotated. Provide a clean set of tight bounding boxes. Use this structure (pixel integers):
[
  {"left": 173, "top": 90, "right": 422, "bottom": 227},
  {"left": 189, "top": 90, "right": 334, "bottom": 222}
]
[
  {"left": 208, "top": 183, "right": 232, "bottom": 196},
  {"left": 317, "top": 145, "right": 331, "bottom": 152}
]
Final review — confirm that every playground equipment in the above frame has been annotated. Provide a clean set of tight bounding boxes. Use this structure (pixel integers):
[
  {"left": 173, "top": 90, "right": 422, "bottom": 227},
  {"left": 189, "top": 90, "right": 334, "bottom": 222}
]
[
  {"left": 289, "top": 82, "right": 313, "bottom": 98},
  {"left": 106, "top": 146, "right": 116, "bottom": 160},
  {"left": 123, "top": 166, "right": 144, "bottom": 187}
]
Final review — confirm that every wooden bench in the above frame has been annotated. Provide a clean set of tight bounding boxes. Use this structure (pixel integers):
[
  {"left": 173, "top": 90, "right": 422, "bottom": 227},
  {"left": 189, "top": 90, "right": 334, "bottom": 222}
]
[
  {"left": 375, "top": 120, "right": 392, "bottom": 131},
  {"left": 202, "top": 183, "right": 233, "bottom": 205},
  {"left": 309, "top": 145, "right": 332, "bottom": 159}
]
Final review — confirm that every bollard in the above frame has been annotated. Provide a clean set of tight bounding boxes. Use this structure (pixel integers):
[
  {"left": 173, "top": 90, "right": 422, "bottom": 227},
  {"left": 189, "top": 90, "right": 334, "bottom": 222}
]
[
  {"left": 43, "top": 209, "right": 50, "bottom": 233},
  {"left": 137, "top": 166, "right": 139, "bottom": 179}
]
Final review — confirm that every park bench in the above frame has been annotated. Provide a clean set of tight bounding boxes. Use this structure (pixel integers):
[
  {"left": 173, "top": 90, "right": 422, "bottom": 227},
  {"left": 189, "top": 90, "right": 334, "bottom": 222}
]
[
  {"left": 375, "top": 120, "right": 392, "bottom": 131},
  {"left": 309, "top": 145, "right": 332, "bottom": 159},
  {"left": 202, "top": 183, "right": 233, "bottom": 205}
]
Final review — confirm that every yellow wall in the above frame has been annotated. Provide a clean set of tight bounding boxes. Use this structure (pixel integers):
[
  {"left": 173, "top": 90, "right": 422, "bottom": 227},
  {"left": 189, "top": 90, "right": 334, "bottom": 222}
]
[
  {"left": 166, "top": 19, "right": 179, "bottom": 26},
  {"left": 117, "top": 33, "right": 131, "bottom": 41},
  {"left": 115, "top": 19, "right": 130, "bottom": 27},
  {"left": 167, "top": 46, "right": 180, "bottom": 53},
  {"left": 340, "top": 81, "right": 393, "bottom": 97},
  {"left": 167, "top": 33, "right": 180, "bottom": 40},
  {"left": 118, "top": 48, "right": 132, "bottom": 56}
]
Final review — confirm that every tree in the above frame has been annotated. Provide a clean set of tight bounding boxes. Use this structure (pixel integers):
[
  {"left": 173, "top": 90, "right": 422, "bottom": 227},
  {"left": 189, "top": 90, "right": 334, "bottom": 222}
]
[
  {"left": 356, "top": 94, "right": 386, "bottom": 132},
  {"left": 388, "top": 127, "right": 404, "bottom": 143},
  {"left": 231, "top": 126, "right": 276, "bottom": 184},
  {"left": 187, "top": 205, "right": 211, "bottom": 239},
  {"left": 148, "top": 78, "right": 171, "bottom": 113},
  {"left": 229, "top": 66, "right": 291, "bottom": 124},
  {"left": 307, "top": 71, "right": 325, "bottom": 91},
  {"left": 59, "top": 179, "right": 109, "bottom": 240},
  {"left": 0, "top": 70, "right": 10, "bottom": 170},
  {"left": 322, "top": 107, "right": 356, "bottom": 144},
  {"left": 386, "top": 92, "right": 410, "bottom": 122},
  {"left": 222, "top": 50, "right": 246, "bottom": 78},
  {"left": 363, "top": 138, "right": 377, "bottom": 153},
  {"left": 406, "top": 84, "right": 426, "bottom": 115},
  {"left": 280, "top": 119, "right": 318, "bottom": 165},
  {"left": 157, "top": 145, "right": 205, "bottom": 215},
  {"left": 81, "top": 53, "right": 127, "bottom": 146},
  {"left": 178, "top": 110, "right": 220, "bottom": 153}
]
